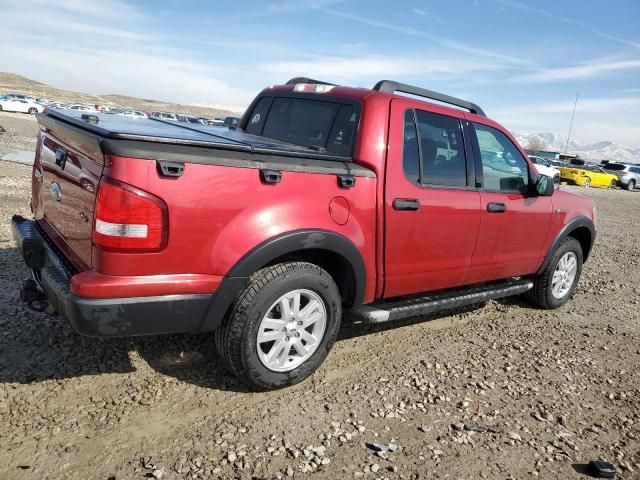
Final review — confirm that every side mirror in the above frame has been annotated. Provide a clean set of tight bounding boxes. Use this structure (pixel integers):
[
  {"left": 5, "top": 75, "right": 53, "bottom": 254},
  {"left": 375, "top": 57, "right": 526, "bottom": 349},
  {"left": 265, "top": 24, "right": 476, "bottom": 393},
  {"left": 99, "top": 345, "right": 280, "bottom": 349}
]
[{"left": 536, "top": 174, "right": 555, "bottom": 196}]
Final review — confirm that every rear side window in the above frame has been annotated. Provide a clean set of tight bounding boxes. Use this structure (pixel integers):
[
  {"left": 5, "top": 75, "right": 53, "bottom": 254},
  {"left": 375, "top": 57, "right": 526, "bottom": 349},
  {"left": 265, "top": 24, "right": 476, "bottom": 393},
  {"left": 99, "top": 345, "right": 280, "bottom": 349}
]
[
  {"left": 604, "top": 163, "right": 627, "bottom": 171},
  {"left": 246, "top": 96, "right": 358, "bottom": 156},
  {"left": 474, "top": 123, "right": 529, "bottom": 193},
  {"left": 402, "top": 108, "right": 467, "bottom": 187}
]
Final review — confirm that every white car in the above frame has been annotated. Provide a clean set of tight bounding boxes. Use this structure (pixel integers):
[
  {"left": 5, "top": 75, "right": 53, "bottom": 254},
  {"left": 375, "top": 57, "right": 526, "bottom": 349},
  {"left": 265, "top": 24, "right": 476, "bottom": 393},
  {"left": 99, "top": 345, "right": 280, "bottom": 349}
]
[
  {"left": 117, "top": 110, "right": 149, "bottom": 119},
  {"left": 529, "top": 155, "right": 560, "bottom": 182},
  {"left": 67, "top": 104, "right": 99, "bottom": 112},
  {"left": 0, "top": 98, "right": 44, "bottom": 114}
]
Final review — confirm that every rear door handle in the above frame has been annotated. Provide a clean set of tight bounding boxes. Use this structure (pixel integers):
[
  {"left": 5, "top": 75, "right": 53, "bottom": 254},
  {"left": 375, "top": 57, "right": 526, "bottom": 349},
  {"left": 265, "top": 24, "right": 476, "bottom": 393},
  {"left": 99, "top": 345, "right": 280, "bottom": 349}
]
[
  {"left": 487, "top": 202, "right": 507, "bottom": 213},
  {"left": 392, "top": 198, "right": 420, "bottom": 211}
]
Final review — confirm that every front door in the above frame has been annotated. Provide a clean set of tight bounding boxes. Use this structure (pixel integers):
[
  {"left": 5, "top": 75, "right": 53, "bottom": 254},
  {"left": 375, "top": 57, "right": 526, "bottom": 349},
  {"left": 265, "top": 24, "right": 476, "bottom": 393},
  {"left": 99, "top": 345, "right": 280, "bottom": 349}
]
[
  {"left": 384, "top": 99, "right": 481, "bottom": 298},
  {"left": 466, "top": 121, "right": 552, "bottom": 283}
]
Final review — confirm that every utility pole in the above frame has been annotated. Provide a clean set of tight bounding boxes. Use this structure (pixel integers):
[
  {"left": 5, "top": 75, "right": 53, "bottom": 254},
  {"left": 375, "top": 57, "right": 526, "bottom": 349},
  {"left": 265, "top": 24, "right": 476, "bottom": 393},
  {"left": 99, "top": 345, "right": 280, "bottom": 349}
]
[{"left": 564, "top": 92, "right": 579, "bottom": 154}]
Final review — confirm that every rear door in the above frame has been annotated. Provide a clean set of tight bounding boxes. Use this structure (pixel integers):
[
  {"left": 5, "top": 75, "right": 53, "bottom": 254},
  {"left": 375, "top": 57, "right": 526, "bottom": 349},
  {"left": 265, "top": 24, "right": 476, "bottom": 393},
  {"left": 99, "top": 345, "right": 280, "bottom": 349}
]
[
  {"left": 384, "top": 98, "right": 481, "bottom": 298},
  {"left": 38, "top": 131, "right": 102, "bottom": 268},
  {"left": 466, "top": 121, "right": 552, "bottom": 283}
]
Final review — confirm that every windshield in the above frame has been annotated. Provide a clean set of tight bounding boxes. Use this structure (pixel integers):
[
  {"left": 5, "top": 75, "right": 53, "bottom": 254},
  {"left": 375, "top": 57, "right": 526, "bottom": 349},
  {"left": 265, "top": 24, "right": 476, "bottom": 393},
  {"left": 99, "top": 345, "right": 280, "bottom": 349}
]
[{"left": 245, "top": 96, "right": 359, "bottom": 157}]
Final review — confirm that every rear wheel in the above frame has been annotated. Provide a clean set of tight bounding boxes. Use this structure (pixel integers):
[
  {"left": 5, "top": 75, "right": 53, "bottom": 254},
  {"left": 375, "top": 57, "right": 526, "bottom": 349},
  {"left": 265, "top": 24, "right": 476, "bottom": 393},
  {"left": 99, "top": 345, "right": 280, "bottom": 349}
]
[
  {"left": 28, "top": 107, "right": 37, "bottom": 114},
  {"left": 527, "top": 237, "right": 583, "bottom": 309},
  {"left": 583, "top": 177, "right": 591, "bottom": 188},
  {"left": 215, "top": 262, "right": 342, "bottom": 390},
  {"left": 627, "top": 180, "right": 635, "bottom": 191}
]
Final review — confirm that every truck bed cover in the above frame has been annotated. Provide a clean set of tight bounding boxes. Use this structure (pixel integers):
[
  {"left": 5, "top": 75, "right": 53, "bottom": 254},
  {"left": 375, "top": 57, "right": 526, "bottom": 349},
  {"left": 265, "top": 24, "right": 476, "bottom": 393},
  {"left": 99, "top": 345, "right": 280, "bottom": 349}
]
[{"left": 39, "top": 109, "right": 375, "bottom": 177}]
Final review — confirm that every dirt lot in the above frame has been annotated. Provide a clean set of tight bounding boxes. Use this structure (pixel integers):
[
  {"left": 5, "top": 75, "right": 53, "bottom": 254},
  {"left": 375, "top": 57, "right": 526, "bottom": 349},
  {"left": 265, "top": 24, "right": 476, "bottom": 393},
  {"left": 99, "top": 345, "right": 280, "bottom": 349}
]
[
  {"left": 0, "top": 112, "right": 39, "bottom": 159},
  {"left": 0, "top": 158, "right": 639, "bottom": 480}
]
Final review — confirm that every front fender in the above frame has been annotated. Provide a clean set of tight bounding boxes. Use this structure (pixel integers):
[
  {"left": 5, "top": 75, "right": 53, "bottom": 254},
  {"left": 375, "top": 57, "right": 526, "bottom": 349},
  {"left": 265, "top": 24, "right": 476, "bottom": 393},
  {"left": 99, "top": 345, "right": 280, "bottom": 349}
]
[{"left": 536, "top": 215, "right": 595, "bottom": 274}]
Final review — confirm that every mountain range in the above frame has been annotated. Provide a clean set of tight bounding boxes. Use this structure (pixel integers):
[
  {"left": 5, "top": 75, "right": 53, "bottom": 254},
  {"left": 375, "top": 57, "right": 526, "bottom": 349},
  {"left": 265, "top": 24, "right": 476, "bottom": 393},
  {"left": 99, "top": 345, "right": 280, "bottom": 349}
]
[{"left": 515, "top": 132, "right": 640, "bottom": 164}]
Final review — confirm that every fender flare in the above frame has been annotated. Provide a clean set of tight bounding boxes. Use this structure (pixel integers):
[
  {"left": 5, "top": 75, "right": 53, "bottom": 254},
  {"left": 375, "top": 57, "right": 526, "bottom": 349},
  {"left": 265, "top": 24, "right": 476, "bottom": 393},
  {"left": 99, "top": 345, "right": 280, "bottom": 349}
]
[
  {"left": 198, "top": 229, "right": 367, "bottom": 332},
  {"left": 537, "top": 215, "right": 595, "bottom": 274}
]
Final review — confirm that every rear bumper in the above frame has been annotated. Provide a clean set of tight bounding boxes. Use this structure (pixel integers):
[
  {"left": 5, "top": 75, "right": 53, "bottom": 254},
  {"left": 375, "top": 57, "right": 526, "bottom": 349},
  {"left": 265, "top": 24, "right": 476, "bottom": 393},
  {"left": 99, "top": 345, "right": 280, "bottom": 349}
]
[{"left": 11, "top": 215, "right": 236, "bottom": 337}]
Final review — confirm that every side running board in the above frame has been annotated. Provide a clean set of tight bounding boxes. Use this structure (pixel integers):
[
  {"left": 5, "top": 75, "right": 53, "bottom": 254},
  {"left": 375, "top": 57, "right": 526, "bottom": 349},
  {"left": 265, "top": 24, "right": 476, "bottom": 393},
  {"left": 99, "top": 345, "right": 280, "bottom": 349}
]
[{"left": 349, "top": 279, "right": 533, "bottom": 324}]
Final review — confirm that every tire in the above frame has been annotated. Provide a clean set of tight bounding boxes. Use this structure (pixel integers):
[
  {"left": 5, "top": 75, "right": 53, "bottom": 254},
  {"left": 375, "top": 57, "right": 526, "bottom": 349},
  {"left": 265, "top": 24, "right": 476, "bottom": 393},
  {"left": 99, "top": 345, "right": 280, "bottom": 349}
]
[
  {"left": 215, "top": 262, "right": 342, "bottom": 390},
  {"left": 627, "top": 180, "right": 635, "bottom": 191},
  {"left": 609, "top": 180, "right": 616, "bottom": 189},
  {"left": 526, "top": 237, "right": 583, "bottom": 309},
  {"left": 28, "top": 108, "right": 37, "bottom": 114},
  {"left": 0, "top": 105, "right": 3, "bottom": 111},
  {"left": 553, "top": 175, "right": 560, "bottom": 184},
  {"left": 583, "top": 177, "right": 591, "bottom": 188}
]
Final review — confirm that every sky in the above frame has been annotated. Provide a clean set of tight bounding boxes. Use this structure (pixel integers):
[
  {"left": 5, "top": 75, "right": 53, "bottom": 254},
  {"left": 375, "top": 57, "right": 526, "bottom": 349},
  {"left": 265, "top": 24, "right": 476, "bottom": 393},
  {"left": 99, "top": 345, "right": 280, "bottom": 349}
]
[{"left": 0, "top": 0, "right": 639, "bottom": 147}]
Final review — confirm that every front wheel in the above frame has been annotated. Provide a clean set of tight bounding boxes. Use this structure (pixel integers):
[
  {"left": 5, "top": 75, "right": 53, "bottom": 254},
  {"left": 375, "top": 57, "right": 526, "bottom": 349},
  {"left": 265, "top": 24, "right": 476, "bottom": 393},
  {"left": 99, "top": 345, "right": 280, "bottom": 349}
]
[
  {"left": 28, "top": 108, "right": 37, "bottom": 114},
  {"left": 609, "top": 179, "right": 616, "bottom": 189},
  {"left": 583, "top": 177, "right": 591, "bottom": 188},
  {"left": 526, "top": 237, "right": 583, "bottom": 309},
  {"left": 215, "top": 262, "right": 342, "bottom": 390},
  {"left": 627, "top": 180, "right": 635, "bottom": 191}
]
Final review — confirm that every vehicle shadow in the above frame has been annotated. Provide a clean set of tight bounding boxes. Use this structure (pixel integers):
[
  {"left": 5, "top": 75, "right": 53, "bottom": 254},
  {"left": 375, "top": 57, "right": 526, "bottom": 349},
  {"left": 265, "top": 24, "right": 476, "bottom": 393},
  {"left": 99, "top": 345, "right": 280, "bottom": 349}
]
[{"left": 0, "top": 243, "right": 498, "bottom": 392}]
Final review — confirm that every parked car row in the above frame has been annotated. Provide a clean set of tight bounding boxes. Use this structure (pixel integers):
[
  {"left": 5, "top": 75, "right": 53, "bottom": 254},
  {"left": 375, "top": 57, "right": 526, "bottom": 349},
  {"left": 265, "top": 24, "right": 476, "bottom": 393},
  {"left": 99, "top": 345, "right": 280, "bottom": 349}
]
[
  {"left": 149, "top": 111, "right": 240, "bottom": 126},
  {"left": 554, "top": 161, "right": 639, "bottom": 191},
  {"left": 1, "top": 92, "right": 241, "bottom": 128}
]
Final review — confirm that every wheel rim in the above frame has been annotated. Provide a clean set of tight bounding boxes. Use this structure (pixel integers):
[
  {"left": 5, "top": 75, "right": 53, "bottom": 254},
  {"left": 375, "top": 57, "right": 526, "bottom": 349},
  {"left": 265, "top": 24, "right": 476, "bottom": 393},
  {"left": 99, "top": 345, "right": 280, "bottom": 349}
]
[
  {"left": 584, "top": 178, "right": 590, "bottom": 187},
  {"left": 551, "top": 252, "right": 578, "bottom": 299},
  {"left": 256, "top": 289, "right": 327, "bottom": 372}
]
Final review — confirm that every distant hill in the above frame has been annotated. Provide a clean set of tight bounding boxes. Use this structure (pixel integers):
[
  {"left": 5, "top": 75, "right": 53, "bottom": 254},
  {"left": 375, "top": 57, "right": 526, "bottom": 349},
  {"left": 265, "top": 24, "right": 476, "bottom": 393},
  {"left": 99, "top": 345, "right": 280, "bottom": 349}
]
[
  {"left": 100, "top": 94, "right": 236, "bottom": 118},
  {"left": 0, "top": 72, "right": 236, "bottom": 118},
  {"left": 515, "top": 132, "right": 640, "bottom": 164}
]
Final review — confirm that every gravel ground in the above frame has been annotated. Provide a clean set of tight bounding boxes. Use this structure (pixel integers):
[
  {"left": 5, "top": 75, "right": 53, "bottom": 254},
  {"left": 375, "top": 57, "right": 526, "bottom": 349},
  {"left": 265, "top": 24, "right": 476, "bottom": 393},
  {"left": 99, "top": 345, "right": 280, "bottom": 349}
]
[
  {"left": 0, "top": 112, "right": 39, "bottom": 158},
  {"left": 0, "top": 159, "right": 639, "bottom": 480}
]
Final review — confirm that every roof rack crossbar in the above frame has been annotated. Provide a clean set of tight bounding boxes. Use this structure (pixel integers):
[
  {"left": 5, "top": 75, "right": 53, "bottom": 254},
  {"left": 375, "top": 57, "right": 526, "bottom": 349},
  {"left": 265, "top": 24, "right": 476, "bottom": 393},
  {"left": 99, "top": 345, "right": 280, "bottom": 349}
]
[
  {"left": 286, "top": 77, "right": 336, "bottom": 86},
  {"left": 373, "top": 80, "right": 486, "bottom": 117}
]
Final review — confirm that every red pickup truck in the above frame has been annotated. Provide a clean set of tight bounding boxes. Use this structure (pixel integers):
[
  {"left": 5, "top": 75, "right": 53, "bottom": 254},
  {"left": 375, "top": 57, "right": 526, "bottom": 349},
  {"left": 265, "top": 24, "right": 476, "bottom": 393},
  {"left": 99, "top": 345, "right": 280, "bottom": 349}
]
[{"left": 12, "top": 78, "right": 596, "bottom": 390}]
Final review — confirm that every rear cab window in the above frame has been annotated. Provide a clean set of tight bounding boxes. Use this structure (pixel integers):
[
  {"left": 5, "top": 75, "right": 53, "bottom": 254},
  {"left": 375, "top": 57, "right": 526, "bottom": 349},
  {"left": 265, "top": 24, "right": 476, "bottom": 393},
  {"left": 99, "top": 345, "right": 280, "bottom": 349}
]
[{"left": 244, "top": 95, "right": 359, "bottom": 157}]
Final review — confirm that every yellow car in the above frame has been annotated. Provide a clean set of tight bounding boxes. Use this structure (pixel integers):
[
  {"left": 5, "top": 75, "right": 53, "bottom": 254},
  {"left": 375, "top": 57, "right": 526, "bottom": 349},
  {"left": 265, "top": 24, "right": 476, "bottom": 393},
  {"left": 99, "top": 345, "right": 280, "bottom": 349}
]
[{"left": 560, "top": 166, "right": 618, "bottom": 188}]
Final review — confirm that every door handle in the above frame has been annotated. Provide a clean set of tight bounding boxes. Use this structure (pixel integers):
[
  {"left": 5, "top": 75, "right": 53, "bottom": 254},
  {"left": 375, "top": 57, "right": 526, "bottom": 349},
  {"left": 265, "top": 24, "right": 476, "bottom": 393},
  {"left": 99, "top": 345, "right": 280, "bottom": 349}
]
[
  {"left": 487, "top": 202, "right": 507, "bottom": 213},
  {"left": 392, "top": 198, "right": 420, "bottom": 211}
]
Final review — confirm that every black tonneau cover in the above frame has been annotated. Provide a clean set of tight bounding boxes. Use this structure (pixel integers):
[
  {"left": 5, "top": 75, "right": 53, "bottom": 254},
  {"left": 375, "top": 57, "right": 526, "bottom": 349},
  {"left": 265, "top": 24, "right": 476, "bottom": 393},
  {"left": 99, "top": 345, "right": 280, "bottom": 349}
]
[
  {"left": 38, "top": 109, "right": 375, "bottom": 178},
  {"left": 44, "top": 109, "right": 353, "bottom": 162}
]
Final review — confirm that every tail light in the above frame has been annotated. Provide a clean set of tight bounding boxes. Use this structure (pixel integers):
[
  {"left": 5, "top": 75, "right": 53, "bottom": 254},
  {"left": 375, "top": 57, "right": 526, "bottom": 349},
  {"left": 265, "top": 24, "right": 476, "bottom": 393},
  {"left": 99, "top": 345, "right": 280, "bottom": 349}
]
[{"left": 93, "top": 178, "right": 168, "bottom": 252}]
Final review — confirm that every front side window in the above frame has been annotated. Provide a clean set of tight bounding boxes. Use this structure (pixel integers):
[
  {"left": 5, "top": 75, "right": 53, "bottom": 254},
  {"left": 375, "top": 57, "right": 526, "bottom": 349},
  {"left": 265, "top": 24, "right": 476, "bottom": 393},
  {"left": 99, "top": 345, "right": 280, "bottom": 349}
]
[
  {"left": 402, "top": 108, "right": 467, "bottom": 187},
  {"left": 474, "top": 123, "right": 529, "bottom": 193}
]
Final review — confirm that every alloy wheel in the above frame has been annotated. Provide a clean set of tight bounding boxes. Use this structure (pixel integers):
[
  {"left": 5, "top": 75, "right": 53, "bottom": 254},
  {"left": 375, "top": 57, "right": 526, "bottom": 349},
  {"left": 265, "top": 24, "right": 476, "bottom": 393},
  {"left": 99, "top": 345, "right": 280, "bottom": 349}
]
[
  {"left": 256, "top": 289, "right": 327, "bottom": 372},
  {"left": 551, "top": 252, "right": 578, "bottom": 299}
]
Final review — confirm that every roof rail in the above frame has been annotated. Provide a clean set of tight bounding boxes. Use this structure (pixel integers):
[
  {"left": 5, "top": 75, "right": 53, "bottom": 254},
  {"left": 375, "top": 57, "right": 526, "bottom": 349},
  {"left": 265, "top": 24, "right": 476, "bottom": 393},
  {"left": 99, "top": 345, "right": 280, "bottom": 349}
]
[
  {"left": 286, "top": 77, "right": 336, "bottom": 86},
  {"left": 373, "top": 80, "right": 486, "bottom": 117}
]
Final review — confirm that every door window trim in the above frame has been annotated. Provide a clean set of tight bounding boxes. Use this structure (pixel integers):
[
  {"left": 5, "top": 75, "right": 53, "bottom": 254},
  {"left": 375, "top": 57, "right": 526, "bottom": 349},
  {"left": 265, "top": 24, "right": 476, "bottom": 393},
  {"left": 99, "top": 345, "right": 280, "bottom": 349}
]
[{"left": 401, "top": 107, "right": 475, "bottom": 191}]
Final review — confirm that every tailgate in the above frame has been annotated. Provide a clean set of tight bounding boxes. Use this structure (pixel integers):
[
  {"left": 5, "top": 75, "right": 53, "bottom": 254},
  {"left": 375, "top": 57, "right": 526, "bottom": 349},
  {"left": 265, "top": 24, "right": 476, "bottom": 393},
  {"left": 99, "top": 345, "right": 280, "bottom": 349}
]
[{"left": 34, "top": 130, "right": 103, "bottom": 268}]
